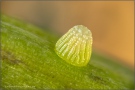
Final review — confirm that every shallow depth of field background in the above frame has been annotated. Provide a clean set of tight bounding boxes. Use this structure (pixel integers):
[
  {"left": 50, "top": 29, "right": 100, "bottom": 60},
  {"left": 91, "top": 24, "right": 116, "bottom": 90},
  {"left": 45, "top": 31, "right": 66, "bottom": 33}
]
[{"left": 1, "top": 1, "right": 134, "bottom": 69}]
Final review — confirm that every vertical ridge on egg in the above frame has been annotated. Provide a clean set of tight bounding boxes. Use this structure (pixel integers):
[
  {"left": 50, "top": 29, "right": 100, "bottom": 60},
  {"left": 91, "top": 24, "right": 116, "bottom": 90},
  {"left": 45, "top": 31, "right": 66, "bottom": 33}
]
[{"left": 55, "top": 25, "right": 93, "bottom": 67}]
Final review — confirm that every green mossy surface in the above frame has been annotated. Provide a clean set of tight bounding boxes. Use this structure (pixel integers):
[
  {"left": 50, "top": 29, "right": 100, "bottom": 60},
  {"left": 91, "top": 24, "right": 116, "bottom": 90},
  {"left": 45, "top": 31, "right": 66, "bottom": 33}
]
[{"left": 1, "top": 15, "right": 134, "bottom": 90}]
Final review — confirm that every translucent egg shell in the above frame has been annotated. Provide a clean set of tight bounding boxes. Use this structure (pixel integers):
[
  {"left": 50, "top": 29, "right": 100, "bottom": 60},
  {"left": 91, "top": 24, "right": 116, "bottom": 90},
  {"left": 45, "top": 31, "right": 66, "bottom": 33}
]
[{"left": 55, "top": 25, "right": 93, "bottom": 67}]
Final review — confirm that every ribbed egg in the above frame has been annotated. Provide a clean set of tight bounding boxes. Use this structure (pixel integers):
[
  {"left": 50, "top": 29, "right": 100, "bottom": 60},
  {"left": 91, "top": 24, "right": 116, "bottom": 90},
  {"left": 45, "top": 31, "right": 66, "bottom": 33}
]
[{"left": 55, "top": 25, "right": 93, "bottom": 66}]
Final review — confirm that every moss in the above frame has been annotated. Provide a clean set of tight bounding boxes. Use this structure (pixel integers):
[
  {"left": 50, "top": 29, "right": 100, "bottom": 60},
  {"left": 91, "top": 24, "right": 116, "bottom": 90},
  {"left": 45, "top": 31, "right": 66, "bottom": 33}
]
[{"left": 1, "top": 15, "right": 134, "bottom": 89}]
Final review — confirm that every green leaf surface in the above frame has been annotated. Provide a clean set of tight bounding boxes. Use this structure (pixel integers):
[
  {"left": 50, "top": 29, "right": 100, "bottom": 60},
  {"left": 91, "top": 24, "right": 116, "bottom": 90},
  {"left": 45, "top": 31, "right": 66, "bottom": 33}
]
[{"left": 1, "top": 15, "right": 134, "bottom": 90}]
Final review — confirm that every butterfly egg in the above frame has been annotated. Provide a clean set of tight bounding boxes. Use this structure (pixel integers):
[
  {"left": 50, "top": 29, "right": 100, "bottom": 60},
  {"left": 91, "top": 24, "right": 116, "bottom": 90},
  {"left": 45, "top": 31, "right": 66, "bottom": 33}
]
[{"left": 55, "top": 25, "right": 93, "bottom": 67}]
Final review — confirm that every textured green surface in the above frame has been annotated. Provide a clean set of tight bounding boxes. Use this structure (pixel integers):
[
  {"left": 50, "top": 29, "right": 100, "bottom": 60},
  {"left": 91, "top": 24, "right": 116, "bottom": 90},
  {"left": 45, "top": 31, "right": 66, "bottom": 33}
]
[{"left": 1, "top": 15, "right": 134, "bottom": 89}]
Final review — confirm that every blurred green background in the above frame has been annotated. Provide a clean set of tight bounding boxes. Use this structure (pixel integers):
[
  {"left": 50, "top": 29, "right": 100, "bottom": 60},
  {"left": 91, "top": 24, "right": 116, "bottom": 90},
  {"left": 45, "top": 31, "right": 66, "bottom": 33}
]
[{"left": 1, "top": 1, "right": 134, "bottom": 70}]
